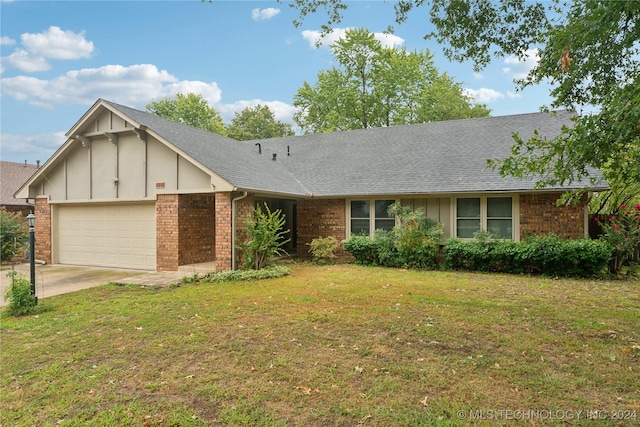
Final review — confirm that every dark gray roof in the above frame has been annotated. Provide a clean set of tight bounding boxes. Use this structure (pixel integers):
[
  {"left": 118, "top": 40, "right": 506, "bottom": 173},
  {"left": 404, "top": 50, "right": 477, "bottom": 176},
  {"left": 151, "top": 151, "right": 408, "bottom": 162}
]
[
  {"left": 105, "top": 101, "right": 606, "bottom": 197},
  {"left": 106, "top": 101, "right": 308, "bottom": 195}
]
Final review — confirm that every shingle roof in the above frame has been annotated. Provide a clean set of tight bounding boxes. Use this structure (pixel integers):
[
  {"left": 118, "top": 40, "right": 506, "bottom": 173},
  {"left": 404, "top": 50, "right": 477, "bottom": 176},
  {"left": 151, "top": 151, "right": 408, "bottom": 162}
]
[
  {"left": 106, "top": 101, "right": 308, "bottom": 196},
  {"left": 105, "top": 101, "right": 606, "bottom": 197},
  {"left": 1, "top": 161, "right": 39, "bottom": 207}
]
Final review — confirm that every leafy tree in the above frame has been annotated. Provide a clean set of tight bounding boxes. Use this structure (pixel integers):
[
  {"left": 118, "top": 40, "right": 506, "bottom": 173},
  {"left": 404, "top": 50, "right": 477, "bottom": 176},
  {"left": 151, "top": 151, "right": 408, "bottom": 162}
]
[
  {"left": 226, "top": 104, "right": 294, "bottom": 140},
  {"left": 1, "top": 208, "right": 28, "bottom": 262},
  {"left": 293, "top": 28, "right": 490, "bottom": 133},
  {"left": 286, "top": 1, "right": 640, "bottom": 204},
  {"left": 146, "top": 92, "right": 226, "bottom": 135}
]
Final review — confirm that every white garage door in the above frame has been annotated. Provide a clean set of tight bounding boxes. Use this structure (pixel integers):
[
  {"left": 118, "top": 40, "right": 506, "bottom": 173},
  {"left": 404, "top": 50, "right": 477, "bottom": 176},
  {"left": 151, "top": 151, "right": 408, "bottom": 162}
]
[{"left": 57, "top": 203, "right": 156, "bottom": 270}]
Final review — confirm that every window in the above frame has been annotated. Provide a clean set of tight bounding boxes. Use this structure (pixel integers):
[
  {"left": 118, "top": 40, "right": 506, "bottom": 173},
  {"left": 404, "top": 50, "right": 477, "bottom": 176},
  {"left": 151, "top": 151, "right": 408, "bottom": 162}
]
[
  {"left": 456, "top": 197, "right": 513, "bottom": 239},
  {"left": 349, "top": 199, "right": 395, "bottom": 236}
]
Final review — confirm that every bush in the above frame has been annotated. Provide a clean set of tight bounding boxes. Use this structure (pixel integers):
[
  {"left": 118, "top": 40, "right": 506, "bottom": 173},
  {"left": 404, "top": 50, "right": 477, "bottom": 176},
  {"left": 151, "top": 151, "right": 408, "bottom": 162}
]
[
  {"left": 240, "top": 203, "right": 290, "bottom": 270},
  {"left": 596, "top": 204, "right": 640, "bottom": 274},
  {"left": 307, "top": 236, "right": 339, "bottom": 263},
  {"left": 443, "top": 234, "right": 611, "bottom": 277},
  {"left": 1, "top": 208, "right": 28, "bottom": 262},
  {"left": 203, "top": 265, "right": 291, "bottom": 282},
  {"left": 342, "top": 234, "right": 381, "bottom": 265},
  {"left": 3, "top": 271, "right": 37, "bottom": 316},
  {"left": 342, "top": 203, "right": 444, "bottom": 269}
]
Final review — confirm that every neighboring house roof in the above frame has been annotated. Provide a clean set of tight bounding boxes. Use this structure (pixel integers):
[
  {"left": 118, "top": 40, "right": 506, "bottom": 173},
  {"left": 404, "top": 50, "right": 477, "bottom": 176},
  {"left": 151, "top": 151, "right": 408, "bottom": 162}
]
[{"left": 1, "top": 161, "right": 38, "bottom": 207}]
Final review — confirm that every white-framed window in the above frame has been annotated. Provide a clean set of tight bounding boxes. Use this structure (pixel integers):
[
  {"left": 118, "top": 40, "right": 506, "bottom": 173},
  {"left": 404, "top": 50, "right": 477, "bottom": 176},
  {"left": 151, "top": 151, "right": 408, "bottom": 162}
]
[
  {"left": 348, "top": 199, "right": 396, "bottom": 236},
  {"left": 456, "top": 196, "right": 514, "bottom": 239}
]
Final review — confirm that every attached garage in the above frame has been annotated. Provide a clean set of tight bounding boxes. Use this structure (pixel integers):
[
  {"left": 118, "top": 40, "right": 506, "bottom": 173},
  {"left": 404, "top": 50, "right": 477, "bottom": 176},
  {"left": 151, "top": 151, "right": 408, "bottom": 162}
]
[{"left": 56, "top": 203, "right": 156, "bottom": 270}]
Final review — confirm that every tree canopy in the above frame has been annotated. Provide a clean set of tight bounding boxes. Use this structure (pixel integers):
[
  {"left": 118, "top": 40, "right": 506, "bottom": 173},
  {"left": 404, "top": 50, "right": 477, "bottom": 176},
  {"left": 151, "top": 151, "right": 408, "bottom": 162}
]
[
  {"left": 293, "top": 28, "right": 489, "bottom": 133},
  {"left": 226, "top": 104, "right": 294, "bottom": 140},
  {"left": 287, "top": 0, "right": 640, "bottom": 208},
  {"left": 146, "top": 92, "right": 226, "bottom": 135}
]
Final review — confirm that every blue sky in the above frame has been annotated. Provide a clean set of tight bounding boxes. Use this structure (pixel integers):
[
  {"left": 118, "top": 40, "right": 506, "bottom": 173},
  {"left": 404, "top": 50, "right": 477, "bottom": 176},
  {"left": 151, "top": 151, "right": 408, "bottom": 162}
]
[{"left": 1, "top": 0, "right": 551, "bottom": 164}]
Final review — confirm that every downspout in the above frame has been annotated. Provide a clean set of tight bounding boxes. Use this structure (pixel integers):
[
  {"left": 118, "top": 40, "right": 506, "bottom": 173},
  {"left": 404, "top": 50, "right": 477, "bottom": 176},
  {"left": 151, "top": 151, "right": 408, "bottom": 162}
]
[{"left": 231, "top": 191, "right": 248, "bottom": 270}]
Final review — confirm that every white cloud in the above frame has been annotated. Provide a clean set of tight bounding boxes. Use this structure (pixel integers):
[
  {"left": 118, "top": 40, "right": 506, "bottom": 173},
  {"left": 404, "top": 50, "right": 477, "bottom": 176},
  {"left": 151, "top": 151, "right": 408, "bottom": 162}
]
[
  {"left": 0, "top": 132, "right": 67, "bottom": 163},
  {"left": 21, "top": 26, "right": 94, "bottom": 60},
  {"left": 251, "top": 8, "right": 280, "bottom": 21},
  {"left": 473, "top": 72, "right": 483, "bottom": 80},
  {"left": 463, "top": 87, "right": 505, "bottom": 103},
  {"left": 503, "top": 48, "right": 540, "bottom": 79},
  {"left": 507, "top": 90, "right": 522, "bottom": 99},
  {"left": 1, "top": 36, "right": 16, "bottom": 45},
  {"left": 1, "top": 49, "right": 51, "bottom": 73},
  {"left": 302, "top": 28, "right": 404, "bottom": 49},
  {"left": 0, "top": 64, "right": 224, "bottom": 109},
  {"left": 1, "top": 26, "right": 94, "bottom": 74}
]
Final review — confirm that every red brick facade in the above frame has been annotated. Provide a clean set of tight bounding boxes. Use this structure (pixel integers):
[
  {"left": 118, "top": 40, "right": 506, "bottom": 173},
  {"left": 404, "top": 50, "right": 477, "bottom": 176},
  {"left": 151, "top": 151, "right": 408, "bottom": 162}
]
[
  {"left": 157, "top": 193, "right": 216, "bottom": 271},
  {"left": 156, "top": 194, "right": 179, "bottom": 271},
  {"left": 34, "top": 197, "right": 52, "bottom": 264},
  {"left": 214, "top": 192, "right": 232, "bottom": 271},
  {"left": 31, "top": 192, "right": 589, "bottom": 272},
  {"left": 296, "top": 199, "right": 347, "bottom": 258},
  {"left": 519, "top": 192, "right": 587, "bottom": 239}
]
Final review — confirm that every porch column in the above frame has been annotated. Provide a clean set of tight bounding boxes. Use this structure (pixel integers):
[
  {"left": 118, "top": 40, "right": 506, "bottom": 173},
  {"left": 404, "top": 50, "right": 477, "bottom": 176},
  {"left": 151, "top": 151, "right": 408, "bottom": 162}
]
[
  {"left": 215, "top": 192, "right": 233, "bottom": 271},
  {"left": 156, "top": 194, "right": 179, "bottom": 271},
  {"left": 34, "top": 196, "right": 52, "bottom": 265}
]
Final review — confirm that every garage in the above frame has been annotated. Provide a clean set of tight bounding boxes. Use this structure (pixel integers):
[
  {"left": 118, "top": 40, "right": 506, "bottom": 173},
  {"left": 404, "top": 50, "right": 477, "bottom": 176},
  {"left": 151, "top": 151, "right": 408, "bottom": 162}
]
[{"left": 56, "top": 203, "right": 156, "bottom": 270}]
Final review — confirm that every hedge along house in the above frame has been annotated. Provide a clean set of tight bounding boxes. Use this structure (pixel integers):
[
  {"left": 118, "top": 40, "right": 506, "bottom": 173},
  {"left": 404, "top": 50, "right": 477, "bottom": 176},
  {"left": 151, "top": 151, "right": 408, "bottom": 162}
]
[{"left": 15, "top": 99, "right": 607, "bottom": 272}]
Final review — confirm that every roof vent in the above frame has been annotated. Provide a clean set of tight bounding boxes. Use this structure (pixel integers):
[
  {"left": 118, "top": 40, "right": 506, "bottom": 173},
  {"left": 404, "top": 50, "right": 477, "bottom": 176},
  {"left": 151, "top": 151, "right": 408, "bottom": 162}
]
[
  {"left": 287, "top": 146, "right": 290, "bottom": 156},
  {"left": 255, "top": 142, "right": 262, "bottom": 154},
  {"left": 272, "top": 153, "right": 277, "bottom": 161}
]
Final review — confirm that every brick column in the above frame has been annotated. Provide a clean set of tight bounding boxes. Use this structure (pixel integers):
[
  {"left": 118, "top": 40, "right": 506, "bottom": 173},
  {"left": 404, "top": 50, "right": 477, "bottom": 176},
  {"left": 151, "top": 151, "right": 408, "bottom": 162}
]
[
  {"left": 156, "top": 194, "right": 179, "bottom": 271},
  {"left": 34, "top": 197, "right": 52, "bottom": 264},
  {"left": 215, "top": 192, "right": 233, "bottom": 271}
]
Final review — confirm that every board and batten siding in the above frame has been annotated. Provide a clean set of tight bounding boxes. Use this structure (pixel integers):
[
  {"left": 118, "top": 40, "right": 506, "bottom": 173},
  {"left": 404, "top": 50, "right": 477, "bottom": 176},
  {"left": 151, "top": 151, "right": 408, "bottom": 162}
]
[{"left": 33, "top": 109, "right": 212, "bottom": 202}]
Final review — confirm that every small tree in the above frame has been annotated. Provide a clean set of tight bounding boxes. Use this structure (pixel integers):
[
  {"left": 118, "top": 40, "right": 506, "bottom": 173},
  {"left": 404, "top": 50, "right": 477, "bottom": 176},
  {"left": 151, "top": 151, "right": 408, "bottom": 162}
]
[
  {"left": 596, "top": 204, "right": 640, "bottom": 274},
  {"left": 241, "top": 203, "right": 290, "bottom": 270},
  {"left": 4, "top": 271, "right": 37, "bottom": 316},
  {"left": 1, "top": 208, "right": 28, "bottom": 262}
]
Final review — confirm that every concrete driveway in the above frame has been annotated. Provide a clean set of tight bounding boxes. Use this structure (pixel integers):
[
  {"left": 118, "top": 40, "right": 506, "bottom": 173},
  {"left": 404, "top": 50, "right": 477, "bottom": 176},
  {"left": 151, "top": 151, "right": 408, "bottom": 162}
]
[{"left": 0, "top": 263, "right": 183, "bottom": 306}]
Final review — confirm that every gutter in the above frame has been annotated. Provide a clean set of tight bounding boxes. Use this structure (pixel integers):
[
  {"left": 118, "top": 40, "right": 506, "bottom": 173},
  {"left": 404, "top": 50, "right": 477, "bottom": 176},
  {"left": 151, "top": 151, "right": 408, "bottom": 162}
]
[{"left": 231, "top": 191, "right": 248, "bottom": 270}]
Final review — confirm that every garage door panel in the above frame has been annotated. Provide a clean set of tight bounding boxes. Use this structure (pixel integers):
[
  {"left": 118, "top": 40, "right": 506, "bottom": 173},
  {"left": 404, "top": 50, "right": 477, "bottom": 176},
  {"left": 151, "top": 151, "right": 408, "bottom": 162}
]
[{"left": 57, "top": 203, "right": 156, "bottom": 270}]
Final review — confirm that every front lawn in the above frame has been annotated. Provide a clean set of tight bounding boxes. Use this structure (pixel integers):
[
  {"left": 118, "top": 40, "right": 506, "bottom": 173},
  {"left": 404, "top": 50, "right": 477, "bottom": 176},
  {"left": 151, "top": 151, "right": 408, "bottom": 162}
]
[{"left": 1, "top": 264, "right": 638, "bottom": 426}]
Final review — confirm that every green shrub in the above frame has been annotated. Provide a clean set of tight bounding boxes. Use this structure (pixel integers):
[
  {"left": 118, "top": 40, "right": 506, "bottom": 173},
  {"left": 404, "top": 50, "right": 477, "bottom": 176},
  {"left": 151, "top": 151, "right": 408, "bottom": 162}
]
[
  {"left": 307, "top": 236, "right": 339, "bottom": 263},
  {"left": 342, "top": 234, "right": 381, "bottom": 265},
  {"left": 596, "top": 204, "right": 640, "bottom": 274},
  {"left": 3, "top": 271, "right": 37, "bottom": 316},
  {"left": 343, "top": 203, "right": 444, "bottom": 269},
  {"left": 240, "top": 203, "right": 291, "bottom": 270},
  {"left": 443, "top": 234, "right": 611, "bottom": 277},
  {"left": 203, "top": 265, "right": 291, "bottom": 282},
  {"left": 1, "top": 208, "right": 28, "bottom": 262}
]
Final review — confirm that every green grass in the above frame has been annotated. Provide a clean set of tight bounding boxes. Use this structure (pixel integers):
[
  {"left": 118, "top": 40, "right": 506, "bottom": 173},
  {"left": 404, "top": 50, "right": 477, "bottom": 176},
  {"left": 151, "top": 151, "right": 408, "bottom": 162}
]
[{"left": 1, "top": 264, "right": 639, "bottom": 426}]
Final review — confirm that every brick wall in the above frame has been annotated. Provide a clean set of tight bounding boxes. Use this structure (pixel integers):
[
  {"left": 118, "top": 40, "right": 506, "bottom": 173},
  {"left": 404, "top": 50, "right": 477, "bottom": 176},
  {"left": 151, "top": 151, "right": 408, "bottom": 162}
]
[
  {"left": 214, "top": 192, "right": 232, "bottom": 271},
  {"left": 34, "top": 197, "right": 51, "bottom": 264},
  {"left": 519, "top": 192, "right": 587, "bottom": 239},
  {"left": 156, "top": 194, "right": 179, "bottom": 271},
  {"left": 234, "top": 194, "right": 255, "bottom": 268},
  {"left": 297, "top": 198, "right": 347, "bottom": 258},
  {"left": 157, "top": 193, "right": 216, "bottom": 271},
  {"left": 177, "top": 194, "right": 216, "bottom": 265}
]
